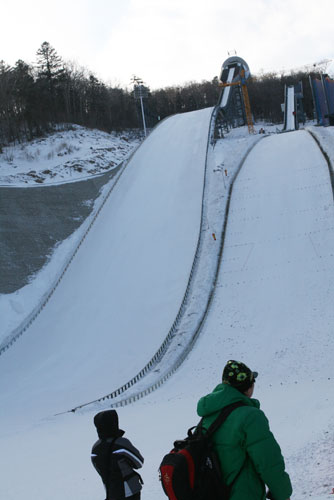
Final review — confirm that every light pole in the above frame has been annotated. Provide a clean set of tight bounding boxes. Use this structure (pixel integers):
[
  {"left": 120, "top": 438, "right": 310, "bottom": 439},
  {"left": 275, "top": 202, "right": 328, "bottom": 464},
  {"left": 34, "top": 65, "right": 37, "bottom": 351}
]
[{"left": 132, "top": 76, "right": 149, "bottom": 137}]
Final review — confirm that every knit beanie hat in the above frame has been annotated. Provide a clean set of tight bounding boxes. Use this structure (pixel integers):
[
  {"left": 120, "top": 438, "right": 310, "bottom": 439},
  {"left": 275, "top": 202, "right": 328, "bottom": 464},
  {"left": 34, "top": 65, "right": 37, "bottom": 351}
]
[{"left": 222, "top": 360, "right": 258, "bottom": 392}]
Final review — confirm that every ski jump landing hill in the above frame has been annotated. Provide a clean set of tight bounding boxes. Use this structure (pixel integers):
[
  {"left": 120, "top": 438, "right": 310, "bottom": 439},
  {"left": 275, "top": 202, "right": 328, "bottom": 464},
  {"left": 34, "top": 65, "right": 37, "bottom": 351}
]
[
  {"left": 0, "top": 108, "right": 215, "bottom": 421},
  {"left": 1, "top": 104, "right": 333, "bottom": 421},
  {"left": 1, "top": 103, "right": 334, "bottom": 500}
]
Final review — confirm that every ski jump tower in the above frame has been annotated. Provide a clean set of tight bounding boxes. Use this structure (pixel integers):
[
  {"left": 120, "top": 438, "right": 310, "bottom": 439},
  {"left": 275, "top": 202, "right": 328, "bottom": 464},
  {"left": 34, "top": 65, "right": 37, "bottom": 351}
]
[{"left": 215, "top": 56, "right": 254, "bottom": 136}]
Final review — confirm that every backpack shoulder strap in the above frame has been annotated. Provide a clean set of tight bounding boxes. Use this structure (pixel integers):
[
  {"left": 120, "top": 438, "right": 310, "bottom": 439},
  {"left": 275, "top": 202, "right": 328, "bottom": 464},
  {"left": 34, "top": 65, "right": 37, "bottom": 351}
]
[
  {"left": 105, "top": 437, "right": 118, "bottom": 500},
  {"left": 204, "top": 401, "right": 247, "bottom": 437}
]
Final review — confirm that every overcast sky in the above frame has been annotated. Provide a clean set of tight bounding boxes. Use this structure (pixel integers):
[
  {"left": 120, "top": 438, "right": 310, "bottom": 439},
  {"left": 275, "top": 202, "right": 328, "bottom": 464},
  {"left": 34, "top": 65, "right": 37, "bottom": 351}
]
[{"left": 2, "top": 0, "right": 334, "bottom": 89}]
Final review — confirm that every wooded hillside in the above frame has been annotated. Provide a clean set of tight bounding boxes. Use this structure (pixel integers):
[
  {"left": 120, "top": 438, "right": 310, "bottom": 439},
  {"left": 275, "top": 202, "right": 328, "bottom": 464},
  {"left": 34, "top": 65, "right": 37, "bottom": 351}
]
[{"left": 0, "top": 42, "right": 325, "bottom": 146}]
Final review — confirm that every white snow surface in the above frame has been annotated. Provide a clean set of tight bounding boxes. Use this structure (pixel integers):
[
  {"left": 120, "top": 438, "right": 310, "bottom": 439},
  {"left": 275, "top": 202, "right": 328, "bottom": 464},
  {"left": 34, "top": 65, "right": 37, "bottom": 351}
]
[
  {"left": 0, "top": 117, "right": 334, "bottom": 500},
  {"left": 0, "top": 125, "right": 140, "bottom": 186},
  {"left": 307, "top": 125, "right": 334, "bottom": 165},
  {"left": 0, "top": 107, "right": 213, "bottom": 420},
  {"left": 285, "top": 86, "right": 296, "bottom": 131},
  {"left": 0, "top": 126, "right": 140, "bottom": 341}
]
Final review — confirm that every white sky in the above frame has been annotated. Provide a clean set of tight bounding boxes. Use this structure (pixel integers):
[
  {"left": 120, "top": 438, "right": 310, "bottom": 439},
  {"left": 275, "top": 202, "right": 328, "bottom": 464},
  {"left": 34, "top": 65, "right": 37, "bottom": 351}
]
[{"left": 2, "top": 0, "right": 334, "bottom": 89}]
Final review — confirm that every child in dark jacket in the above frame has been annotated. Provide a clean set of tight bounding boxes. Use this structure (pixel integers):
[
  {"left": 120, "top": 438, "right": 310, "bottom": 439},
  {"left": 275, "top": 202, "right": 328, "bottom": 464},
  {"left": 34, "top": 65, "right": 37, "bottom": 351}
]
[{"left": 91, "top": 410, "right": 144, "bottom": 500}]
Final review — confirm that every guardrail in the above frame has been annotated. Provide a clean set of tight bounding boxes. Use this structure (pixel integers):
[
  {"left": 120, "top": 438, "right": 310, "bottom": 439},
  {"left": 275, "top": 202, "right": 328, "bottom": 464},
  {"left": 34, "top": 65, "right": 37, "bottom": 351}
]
[{"left": 61, "top": 109, "right": 263, "bottom": 414}]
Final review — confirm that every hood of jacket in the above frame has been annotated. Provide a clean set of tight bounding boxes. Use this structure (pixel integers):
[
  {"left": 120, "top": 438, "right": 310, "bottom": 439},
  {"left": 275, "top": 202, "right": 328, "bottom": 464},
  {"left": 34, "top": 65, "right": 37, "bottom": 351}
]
[
  {"left": 94, "top": 410, "right": 125, "bottom": 439},
  {"left": 197, "top": 382, "right": 260, "bottom": 417}
]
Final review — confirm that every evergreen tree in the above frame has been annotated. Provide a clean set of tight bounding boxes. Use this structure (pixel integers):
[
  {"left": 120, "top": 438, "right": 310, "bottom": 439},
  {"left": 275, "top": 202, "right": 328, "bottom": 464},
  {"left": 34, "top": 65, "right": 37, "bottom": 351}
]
[
  {"left": 36, "top": 41, "right": 65, "bottom": 122},
  {"left": 36, "top": 41, "right": 64, "bottom": 82}
]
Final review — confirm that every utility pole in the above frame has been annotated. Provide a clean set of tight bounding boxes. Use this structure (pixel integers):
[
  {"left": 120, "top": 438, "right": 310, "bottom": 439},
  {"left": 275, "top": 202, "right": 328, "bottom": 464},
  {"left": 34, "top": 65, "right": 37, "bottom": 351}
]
[{"left": 132, "top": 76, "right": 149, "bottom": 137}]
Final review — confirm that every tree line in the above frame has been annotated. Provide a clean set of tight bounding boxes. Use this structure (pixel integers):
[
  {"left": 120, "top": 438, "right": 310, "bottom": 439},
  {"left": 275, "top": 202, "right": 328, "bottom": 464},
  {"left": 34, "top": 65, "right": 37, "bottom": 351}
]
[{"left": 0, "top": 42, "right": 324, "bottom": 146}]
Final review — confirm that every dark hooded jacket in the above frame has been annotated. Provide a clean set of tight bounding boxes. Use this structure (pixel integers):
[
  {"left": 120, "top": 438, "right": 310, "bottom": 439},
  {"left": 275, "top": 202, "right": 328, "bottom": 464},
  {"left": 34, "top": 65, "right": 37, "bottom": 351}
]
[
  {"left": 197, "top": 384, "right": 292, "bottom": 500},
  {"left": 91, "top": 410, "right": 144, "bottom": 500}
]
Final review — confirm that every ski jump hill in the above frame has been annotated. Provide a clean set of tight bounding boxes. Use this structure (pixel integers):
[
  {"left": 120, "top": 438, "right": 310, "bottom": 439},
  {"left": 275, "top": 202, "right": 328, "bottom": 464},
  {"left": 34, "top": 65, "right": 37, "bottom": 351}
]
[
  {"left": 0, "top": 107, "right": 334, "bottom": 500},
  {"left": 283, "top": 85, "right": 297, "bottom": 131},
  {"left": 0, "top": 108, "right": 214, "bottom": 419}
]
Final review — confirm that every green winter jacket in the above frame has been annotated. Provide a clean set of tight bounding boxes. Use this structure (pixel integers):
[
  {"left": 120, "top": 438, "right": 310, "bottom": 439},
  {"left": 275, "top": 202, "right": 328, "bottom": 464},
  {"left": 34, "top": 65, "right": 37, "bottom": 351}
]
[{"left": 197, "top": 383, "right": 292, "bottom": 500}]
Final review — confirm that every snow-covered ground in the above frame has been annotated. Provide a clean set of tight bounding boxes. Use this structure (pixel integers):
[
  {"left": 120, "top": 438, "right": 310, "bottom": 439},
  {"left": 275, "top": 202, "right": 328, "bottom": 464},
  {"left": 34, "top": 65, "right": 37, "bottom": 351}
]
[
  {"left": 307, "top": 125, "right": 334, "bottom": 168},
  {"left": 0, "top": 125, "right": 140, "bottom": 186},
  {"left": 0, "top": 125, "right": 141, "bottom": 341},
  {"left": 0, "top": 117, "right": 333, "bottom": 500}
]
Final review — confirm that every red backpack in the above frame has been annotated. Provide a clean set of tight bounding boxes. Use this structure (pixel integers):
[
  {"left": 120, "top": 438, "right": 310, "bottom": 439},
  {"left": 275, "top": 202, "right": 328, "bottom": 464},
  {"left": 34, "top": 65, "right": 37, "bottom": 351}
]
[{"left": 159, "top": 401, "right": 245, "bottom": 500}]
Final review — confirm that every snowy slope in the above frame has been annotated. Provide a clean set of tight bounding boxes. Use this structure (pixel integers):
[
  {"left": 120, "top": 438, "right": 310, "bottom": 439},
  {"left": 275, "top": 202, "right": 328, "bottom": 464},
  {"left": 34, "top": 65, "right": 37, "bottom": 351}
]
[
  {"left": 0, "top": 120, "right": 333, "bottom": 500},
  {"left": 0, "top": 125, "right": 140, "bottom": 186},
  {"left": 0, "top": 107, "right": 213, "bottom": 422},
  {"left": 118, "top": 130, "right": 334, "bottom": 500},
  {"left": 0, "top": 127, "right": 141, "bottom": 337}
]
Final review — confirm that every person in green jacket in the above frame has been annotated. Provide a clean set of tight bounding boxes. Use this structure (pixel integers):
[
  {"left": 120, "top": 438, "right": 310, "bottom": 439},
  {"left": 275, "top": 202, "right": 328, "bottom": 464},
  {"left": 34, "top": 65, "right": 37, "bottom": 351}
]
[{"left": 197, "top": 360, "right": 292, "bottom": 500}]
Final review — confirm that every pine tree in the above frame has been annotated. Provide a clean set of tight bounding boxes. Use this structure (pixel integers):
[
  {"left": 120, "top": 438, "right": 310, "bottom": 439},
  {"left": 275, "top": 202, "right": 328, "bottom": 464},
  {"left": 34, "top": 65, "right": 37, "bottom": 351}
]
[
  {"left": 36, "top": 42, "right": 65, "bottom": 123},
  {"left": 36, "top": 41, "right": 64, "bottom": 82}
]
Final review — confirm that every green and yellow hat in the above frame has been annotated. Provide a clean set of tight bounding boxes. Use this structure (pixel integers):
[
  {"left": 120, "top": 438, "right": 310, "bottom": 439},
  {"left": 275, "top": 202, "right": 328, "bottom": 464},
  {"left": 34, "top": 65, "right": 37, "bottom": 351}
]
[{"left": 222, "top": 360, "right": 258, "bottom": 391}]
